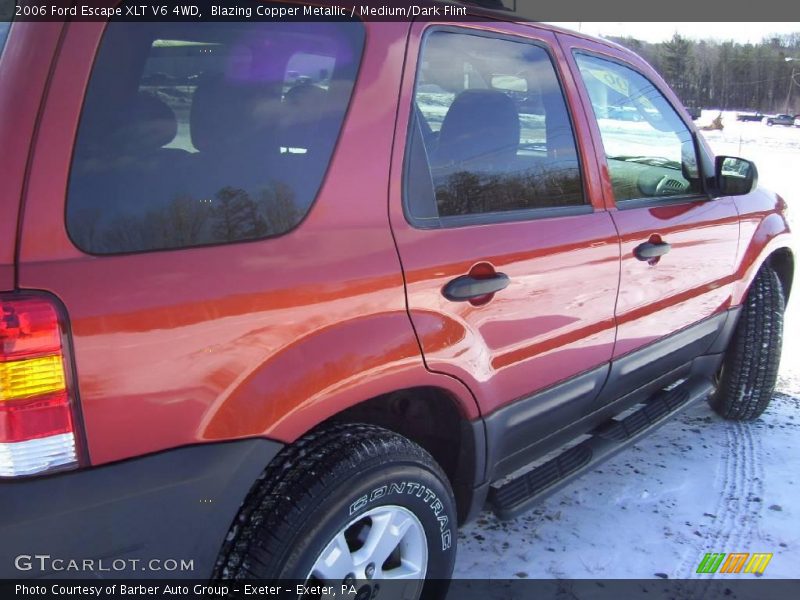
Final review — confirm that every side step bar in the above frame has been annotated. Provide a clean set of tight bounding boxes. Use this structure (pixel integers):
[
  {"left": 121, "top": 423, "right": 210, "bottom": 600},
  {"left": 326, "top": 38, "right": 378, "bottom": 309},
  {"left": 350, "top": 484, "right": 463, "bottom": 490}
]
[{"left": 488, "top": 376, "right": 715, "bottom": 521}]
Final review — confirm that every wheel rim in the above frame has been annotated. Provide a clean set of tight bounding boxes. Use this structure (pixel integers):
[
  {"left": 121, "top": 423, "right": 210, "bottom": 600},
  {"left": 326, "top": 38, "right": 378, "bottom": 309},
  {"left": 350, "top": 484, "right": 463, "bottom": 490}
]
[{"left": 305, "top": 505, "right": 428, "bottom": 596}]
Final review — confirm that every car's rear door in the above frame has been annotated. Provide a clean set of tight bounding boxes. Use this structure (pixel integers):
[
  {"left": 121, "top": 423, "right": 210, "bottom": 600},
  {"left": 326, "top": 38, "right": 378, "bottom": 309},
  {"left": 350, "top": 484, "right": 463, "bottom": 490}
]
[
  {"left": 390, "top": 20, "right": 621, "bottom": 468},
  {"left": 558, "top": 33, "right": 740, "bottom": 404}
]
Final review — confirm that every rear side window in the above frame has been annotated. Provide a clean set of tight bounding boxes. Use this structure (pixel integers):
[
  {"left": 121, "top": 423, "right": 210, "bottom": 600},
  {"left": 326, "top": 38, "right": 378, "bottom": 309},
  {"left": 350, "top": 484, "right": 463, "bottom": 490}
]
[
  {"left": 406, "top": 30, "right": 584, "bottom": 226},
  {"left": 67, "top": 20, "right": 364, "bottom": 254}
]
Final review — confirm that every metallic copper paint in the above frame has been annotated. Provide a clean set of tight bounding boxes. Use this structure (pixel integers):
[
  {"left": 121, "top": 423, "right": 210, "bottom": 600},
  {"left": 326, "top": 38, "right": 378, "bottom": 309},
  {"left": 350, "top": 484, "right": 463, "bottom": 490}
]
[
  {"left": 390, "top": 22, "right": 620, "bottom": 415},
  {"left": 7, "top": 17, "right": 793, "bottom": 468},
  {"left": 733, "top": 189, "right": 793, "bottom": 304},
  {"left": 0, "top": 22, "right": 65, "bottom": 290},
  {"left": 610, "top": 200, "right": 740, "bottom": 357},
  {"left": 17, "top": 21, "right": 481, "bottom": 465},
  {"left": 557, "top": 33, "right": 747, "bottom": 359}
]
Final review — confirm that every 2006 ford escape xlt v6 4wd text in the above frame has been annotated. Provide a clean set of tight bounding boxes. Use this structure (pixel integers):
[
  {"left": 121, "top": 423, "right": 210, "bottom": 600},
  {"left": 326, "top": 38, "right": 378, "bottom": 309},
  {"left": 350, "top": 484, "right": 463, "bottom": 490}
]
[{"left": 0, "top": 1, "right": 794, "bottom": 594}]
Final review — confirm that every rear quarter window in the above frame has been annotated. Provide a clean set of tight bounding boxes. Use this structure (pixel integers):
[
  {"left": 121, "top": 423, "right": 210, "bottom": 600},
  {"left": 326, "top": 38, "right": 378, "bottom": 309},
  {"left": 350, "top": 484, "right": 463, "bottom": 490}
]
[{"left": 66, "top": 20, "right": 364, "bottom": 254}]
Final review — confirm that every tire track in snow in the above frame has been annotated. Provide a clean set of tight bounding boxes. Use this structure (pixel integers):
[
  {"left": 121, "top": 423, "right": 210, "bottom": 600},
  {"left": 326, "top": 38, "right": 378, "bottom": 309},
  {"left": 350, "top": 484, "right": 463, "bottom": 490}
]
[
  {"left": 673, "top": 419, "right": 764, "bottom": 588},
  {"left": 717, "top": 422, "right": 764, "bottom": 554}
]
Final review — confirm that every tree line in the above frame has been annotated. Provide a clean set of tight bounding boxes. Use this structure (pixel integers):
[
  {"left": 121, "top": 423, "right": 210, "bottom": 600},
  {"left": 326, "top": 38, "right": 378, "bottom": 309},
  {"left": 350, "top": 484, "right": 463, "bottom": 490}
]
[{"left": 608, "top": 32, "right": 800, "bottom": 114}]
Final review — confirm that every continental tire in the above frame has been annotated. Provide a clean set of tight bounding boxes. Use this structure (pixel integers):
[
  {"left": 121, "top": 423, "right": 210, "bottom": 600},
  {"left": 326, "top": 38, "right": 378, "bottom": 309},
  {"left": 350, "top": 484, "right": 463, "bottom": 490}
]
[
  {"left": 214, "top": 423, "right": 457, "bottom": 599},
  {"left": 710, "top": 266, "right": 785, "bottom": 420}
]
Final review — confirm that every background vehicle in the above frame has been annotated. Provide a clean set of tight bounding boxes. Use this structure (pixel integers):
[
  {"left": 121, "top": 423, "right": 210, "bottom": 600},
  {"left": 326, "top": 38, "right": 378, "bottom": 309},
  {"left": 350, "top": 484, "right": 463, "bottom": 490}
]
[
  {"left": 0, "top": 1, "right": 793, "bottom": 592},
  {"left": 766, "top": 113, "right": 796, "bottom": 126},
  {"left": 736, "top": 111, "right": 766, "bottom": 122},
  {"left": 684, "top": 105, "right": 702, "bottom": 120}
]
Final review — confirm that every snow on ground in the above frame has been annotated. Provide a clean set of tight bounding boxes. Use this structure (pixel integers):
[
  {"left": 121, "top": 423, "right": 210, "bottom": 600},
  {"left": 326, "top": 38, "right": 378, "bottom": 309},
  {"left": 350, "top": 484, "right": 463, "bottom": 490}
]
[{"left": 456, "top": 111, "right": 800, "bottom": 579}]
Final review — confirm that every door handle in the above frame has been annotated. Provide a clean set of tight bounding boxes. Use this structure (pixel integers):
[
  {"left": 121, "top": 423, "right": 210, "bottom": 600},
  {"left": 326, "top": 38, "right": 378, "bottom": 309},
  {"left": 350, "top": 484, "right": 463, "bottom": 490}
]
[
  {"left": 443, "top": 273, "right": 510, "bottom": 302},
  {"left": 634, "top": 241, "right": 671, "bottom": 261}
]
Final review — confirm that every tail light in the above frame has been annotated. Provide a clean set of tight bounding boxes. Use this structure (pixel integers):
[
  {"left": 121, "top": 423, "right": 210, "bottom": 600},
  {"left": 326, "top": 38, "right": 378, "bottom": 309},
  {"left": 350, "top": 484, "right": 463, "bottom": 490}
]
[{"left": 1, "top": 293, "right": 82, "bottom": 477}]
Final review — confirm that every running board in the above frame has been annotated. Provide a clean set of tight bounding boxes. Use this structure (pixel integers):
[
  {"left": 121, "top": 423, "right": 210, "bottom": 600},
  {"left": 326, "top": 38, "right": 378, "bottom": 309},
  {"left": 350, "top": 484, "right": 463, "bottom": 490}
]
[{"left": 488, "top": 377, "right": 715, "bottom": 521}]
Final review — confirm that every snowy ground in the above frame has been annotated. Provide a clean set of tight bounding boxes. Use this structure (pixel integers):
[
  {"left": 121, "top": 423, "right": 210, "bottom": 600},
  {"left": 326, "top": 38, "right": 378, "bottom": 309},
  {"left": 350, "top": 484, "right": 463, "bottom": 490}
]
[{"left": 455, "top": 112, "right": 800, "bottom": 579}]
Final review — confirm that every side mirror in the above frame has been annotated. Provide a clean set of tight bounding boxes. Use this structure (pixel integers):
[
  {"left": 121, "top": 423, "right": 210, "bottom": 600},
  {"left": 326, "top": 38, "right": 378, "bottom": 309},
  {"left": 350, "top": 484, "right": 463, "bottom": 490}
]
[{"left": 714, "top": 156, "right": 758, "bottom": 196}]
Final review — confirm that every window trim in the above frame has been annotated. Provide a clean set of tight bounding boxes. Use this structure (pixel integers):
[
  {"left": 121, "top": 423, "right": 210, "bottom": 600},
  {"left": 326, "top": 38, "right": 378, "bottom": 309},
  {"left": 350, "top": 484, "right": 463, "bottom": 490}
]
[
  {"left": 402, "top": 25, "right": 590, "bottom": 230},
  {"left": 63, "top": 18, "right": 366, "bottom": 257},
  {"left": 571, "top": 49, "right": 711, "bottom": 209},
  {"left": 614, "top": 194, "right": 709, "bottom": 211},
  {"left": 439, "top": 204, "right": 594, "bottom": 228}
]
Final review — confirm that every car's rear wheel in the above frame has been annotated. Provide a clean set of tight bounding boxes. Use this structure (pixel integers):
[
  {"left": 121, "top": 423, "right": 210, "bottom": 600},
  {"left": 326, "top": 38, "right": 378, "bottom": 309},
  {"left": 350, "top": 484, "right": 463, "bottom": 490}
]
[
  {"left": 710, "top": 266, "right": 785, "bottom": 420},
  {"left": 214, "top": 423, "right": 457, "bottom": 599}
]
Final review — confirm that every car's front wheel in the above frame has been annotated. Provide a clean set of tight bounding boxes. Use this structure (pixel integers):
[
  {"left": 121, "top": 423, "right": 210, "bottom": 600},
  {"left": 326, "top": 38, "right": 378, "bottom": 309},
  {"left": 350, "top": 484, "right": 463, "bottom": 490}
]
[
  {"left": 710, "top": 265, "right": 785, "bottom": 420},
  {"left": 214, "top": 423, "right": 457, "bottom": 599}
]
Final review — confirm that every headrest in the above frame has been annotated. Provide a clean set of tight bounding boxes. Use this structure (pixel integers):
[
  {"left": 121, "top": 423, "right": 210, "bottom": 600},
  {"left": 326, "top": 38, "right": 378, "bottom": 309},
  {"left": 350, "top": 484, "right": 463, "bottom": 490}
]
[
  {"left": 283, "top": 83, "right": 329, "bottom": 125},
  {"left": 283, "top": 82, "right": 328, "bottom": 109},
  {"left": 434, "top": 89, "right": 520, "bottom": 167},
  {"left": 280, "top": 83, "right": 346, "bottom": 156},
  {"left": 190, "top": 73, "right": 281, "bottom": 153},
  {"left": 104, "top": 92, "right": 177, "bottom": 156}
]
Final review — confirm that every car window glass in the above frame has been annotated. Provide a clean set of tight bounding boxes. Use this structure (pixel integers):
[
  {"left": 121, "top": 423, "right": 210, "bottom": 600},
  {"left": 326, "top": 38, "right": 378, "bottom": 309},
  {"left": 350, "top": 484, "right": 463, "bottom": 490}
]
[
  {"left": 574, "top": 53, "right": 702, "bottom": 202},
  {"left": 0, "top": 22, "right": 10, "bottom": 56},
  {"left": 407, "top": 31, "right": 585, "bottom": 223},
  {"left": 66, "top": 20, "right": 364, "bottom": 254}
]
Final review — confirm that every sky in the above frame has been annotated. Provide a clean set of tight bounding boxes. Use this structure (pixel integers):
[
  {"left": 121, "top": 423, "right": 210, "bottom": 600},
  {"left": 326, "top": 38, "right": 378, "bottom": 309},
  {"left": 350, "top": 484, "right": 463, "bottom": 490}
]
[{"left": 546, "top": 22, "right": 800, "bottom": 44}]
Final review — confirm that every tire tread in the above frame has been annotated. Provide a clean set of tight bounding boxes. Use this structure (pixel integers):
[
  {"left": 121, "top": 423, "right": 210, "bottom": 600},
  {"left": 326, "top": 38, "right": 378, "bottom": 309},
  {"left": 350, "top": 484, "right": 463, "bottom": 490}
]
[
  {"left": 213, "top": 423, "right": 446, "bottom": 580},
  {"left": 711, "top": 266, "right": 785, "bottom": 420}
]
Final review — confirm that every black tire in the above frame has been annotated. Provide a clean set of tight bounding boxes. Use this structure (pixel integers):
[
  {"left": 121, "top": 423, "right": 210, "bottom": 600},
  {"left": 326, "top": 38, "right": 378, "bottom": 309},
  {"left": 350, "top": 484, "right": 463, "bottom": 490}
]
[
  {"left": 710, "top": 266, "right": 785, "bottom": 420},
  {"left": 214, "top": 423, "right": 457, "bottom": 598}
]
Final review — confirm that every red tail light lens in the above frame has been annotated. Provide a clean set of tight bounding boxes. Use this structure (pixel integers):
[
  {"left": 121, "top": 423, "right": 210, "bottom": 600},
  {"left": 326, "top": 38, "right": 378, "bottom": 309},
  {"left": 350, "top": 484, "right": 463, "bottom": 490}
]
[
  {"left": 1, "top": 293, "right": 80, "bottom": 477},
  {"left": 0, "top": 393, "right": 74, "bottom": 442},
  {"left": 1, "top": 297, "right": 62, "bottom": 360}
]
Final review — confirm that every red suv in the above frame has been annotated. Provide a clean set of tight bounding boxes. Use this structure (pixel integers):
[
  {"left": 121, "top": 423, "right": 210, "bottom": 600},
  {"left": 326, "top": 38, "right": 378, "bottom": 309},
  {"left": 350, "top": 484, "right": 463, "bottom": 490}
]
[{"left": 0, "top": 2, "right": 794, "bottom": 593}]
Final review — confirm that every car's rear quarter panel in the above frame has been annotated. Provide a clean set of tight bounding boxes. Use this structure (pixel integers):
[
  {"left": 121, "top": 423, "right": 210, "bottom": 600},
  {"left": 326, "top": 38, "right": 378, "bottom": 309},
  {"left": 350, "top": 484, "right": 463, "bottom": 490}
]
[
  {"left": 15, "top": 21, "right": 481, "bottom": 466},
  {"left": 0, "top": 23, "right": 64, "bottom": 290}
]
